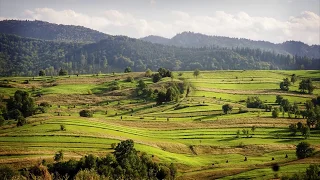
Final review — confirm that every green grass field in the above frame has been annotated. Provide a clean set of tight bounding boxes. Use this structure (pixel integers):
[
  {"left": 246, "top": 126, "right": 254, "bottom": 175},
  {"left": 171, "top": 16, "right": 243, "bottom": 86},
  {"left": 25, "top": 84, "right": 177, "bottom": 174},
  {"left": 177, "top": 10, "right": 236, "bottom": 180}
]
[{"left": 0, "top": 70, "right": 319, "bottom": 179}]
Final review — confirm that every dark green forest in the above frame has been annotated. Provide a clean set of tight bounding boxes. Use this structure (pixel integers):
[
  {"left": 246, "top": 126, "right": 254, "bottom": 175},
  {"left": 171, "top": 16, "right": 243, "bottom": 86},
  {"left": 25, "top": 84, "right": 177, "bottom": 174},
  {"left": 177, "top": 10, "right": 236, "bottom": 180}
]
[
  {"left": 141, "top": 32, "right": 320, "bottom": 58},
  {"left": 0, "top": 20, "right": 319, "bottom": 76}
]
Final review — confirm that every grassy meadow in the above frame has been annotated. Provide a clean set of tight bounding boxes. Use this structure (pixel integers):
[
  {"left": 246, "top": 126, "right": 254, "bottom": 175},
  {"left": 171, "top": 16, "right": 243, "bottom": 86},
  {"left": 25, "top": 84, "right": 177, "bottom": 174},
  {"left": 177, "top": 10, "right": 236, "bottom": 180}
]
[{"left": 0, "top": 70, "right": 319, "bottom": 179}]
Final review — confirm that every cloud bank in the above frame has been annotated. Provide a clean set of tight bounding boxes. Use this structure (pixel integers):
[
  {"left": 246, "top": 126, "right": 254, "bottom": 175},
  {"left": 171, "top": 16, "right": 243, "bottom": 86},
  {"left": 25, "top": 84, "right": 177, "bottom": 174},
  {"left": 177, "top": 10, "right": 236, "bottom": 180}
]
[{"left": 1, "top": 8, "right": 319, "bottom": 45}]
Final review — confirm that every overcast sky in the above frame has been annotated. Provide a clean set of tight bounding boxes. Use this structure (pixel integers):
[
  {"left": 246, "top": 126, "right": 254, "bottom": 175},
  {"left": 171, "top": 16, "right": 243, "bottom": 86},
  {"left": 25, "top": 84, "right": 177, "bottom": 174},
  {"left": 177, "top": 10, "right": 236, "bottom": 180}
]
[{"left": 0, "top": 0, "right": 319, "bottom": 45}]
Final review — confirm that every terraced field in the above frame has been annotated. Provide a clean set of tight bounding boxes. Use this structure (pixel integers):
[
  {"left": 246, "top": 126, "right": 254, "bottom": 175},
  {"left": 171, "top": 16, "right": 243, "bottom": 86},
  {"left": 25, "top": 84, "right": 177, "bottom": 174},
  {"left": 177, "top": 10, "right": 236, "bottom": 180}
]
[{"left": 0, "top": 70, "right": 319, "bottom": 179}]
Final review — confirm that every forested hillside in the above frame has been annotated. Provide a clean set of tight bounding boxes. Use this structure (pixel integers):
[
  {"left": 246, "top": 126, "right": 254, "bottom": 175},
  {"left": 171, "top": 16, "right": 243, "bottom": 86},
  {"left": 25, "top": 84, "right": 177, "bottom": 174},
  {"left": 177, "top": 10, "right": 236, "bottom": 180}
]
[
  {"left": 0, "top": 20, "right": 109, "bottom": 43},
  {"left": 0, "top": 20, "right": 319, "bottom": 76},
  {"left": 1, "top": 33, "right": 319, "bottom": 76},
  {"left": 141, "top": 32, "right": 320, "bottom": 58}
]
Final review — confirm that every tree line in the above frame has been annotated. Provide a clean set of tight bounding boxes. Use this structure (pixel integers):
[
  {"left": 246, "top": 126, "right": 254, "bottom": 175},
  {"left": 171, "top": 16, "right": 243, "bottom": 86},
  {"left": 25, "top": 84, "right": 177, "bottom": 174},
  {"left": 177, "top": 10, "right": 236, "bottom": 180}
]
[
  {"left": 1, "top": 33, "right": 319, "bottom": 77},
  {"left": 0, "top": 139, "right": 177, "bottom": 180}
]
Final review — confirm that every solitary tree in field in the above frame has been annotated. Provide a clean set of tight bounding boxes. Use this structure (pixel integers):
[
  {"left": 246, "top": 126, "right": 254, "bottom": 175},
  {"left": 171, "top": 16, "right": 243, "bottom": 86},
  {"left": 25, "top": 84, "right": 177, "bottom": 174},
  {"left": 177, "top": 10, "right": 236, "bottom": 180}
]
[
  {"left": 193, "top": 69, "right": 200, "bottom": 78},
  {"left": 299, "top": 79, "right": 315, "bottom": 94},
  {"left": 301, "top": 126, "right": 310, "bottom": 139},
  {"left": 272, "top": 108, "right": 279, "bottom": 118},
  {"left": 222, "top": 104, "right": 233, "bottom": 114},
  {"left": 291, "top": 74, "right": 298, "bottom": 84},
  {"left": 145, "top": 68, "right": 152, "bottom": 77},
  {"left": 296, "top": 142, "right": 314, "bottom": 159},
  {"left": 124, "top": 67, "right": 132, "bottom": 73},
  {"left": 280, "top": 78, "right": 290, "bottom": 91},
  {"left": 39, "top": 70, "right": 45, "bottom": 76}
]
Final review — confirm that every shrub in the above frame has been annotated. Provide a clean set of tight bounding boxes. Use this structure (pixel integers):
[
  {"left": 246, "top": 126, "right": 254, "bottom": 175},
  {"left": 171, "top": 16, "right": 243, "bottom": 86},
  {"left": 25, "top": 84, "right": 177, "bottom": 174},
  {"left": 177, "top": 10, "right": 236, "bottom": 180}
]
[
  {"left": 152, "top": 73, "right": 162, "bottom": 83},
  {"left": 124, "top": 67, "right": 132, "bottom": 73},
  {"left": 79, "top": 110, "right": 93, "bottom": 117},
  {"left": 60, "top": 124, "right": 66, "bottom": 131},
  {"left": 110, "top": 81, "right": 121, "bottom": 91},
  {"left": 75, "top": 169, "right": 101, "bottom": 180},
  {"left": 0, "top": 166, "right": 16, "bottom": 180},
  {"left": 54, "top": 150, "right": 64, "bottom": 162},
  {"left": 0, "top": 115, "right": 4, "bottom": 126},
  {"left": 111, "top": 143, "right": 117, "bottom": 149},
  {"left": 246, "top": 96, "right": 264, "bottom": 108},
  {"left": 272, "top": 108, "right": 279, "bottom": 118},
  {"left": 39, "top": 102, "right": 50, "bottom": 107},
  {"left": 39, "top": 70, "right": 46, "bottom": 76},
  {"left": 222, "top": 104, "right": 233, "bottom": 114},
  {"left": 59, "top": 69, "right": 68, "bottom": 76},
  {"left": 126, "top": 76, "right": 134, "bottom": 82},
  {"left": 145, "top": 69, "right": 152, "bottom": 77},
  {"left": 16, "top": 116, "right": 26, "bottom": 127},
  {"left": 296, "top": 142, "right": 314, "bottom": 159}
]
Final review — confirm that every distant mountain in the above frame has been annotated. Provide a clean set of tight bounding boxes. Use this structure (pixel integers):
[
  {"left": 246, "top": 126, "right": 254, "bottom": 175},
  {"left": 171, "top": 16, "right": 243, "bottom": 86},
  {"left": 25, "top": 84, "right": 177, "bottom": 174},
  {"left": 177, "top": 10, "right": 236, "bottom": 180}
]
[
  {"left": 1, "top": 33, "right": 319, "bottom": 76},
  {"left": 0, "top": 20, "right": 319, "bottom": 76},
  {"left": 140, "top": 35, "right": 170, "bottom": 45},
  {"left": 0, "top": 20, "right": 110, "bottom": 43},
  {"left": 141, "top": 32, "right": 320, "bottom": 58}
]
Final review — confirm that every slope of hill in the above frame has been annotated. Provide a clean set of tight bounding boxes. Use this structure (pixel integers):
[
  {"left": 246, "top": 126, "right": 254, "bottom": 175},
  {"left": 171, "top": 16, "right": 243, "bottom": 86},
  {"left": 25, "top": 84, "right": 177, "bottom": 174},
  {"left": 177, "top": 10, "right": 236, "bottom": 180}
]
[
  {"left": 141, "top": 32, "right": 320, "bottom": 58},
  {"left": 140, "top": 35, "right": 170, "bottom": 45},
  {"left": 1, "top": 33, "right": 319, "bottom": 76},
  {"left": 0, "top": 20, "right": 110, "bottom": 43}
]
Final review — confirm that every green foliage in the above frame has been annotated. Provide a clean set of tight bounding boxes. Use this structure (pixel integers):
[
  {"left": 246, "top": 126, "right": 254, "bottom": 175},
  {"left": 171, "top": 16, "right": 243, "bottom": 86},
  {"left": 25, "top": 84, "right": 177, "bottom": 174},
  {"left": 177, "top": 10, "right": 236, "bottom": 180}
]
[
  {"left": 1, "top": 30, "right": 319, "bottom": 76},
  {"left": 39, "top": 102, "right": 50, "bottom": 107},
  {"left": 158, "top": 68, "right": 172, "bottom": 78},
  {"left": 54, "top": 150, "right": 64, "bottom": 162},
  {"left": 79, "top": 110, "right": 93, "bottom": 117},
  {"left": 0, "top": 166, "right": 16, "bottom": 180},
  {"left": 305, "top": 164, "right": 320, "bottom": 180},
  {"left": 16, "top": 115, "right": 26, "bottom": 127},
  {"left": 275, "top": 95, "right": 283, "bottom": 105},
  {"left": 156, "top": 83, "right": 182, "bottom": 105},
  {"left": 193, "top": 69, "right": 200, "bottom": 78},
  {"left": 60, "top": 124, "right": 66, "bottom": 131},
  {"left": 7, "top": 90, "right": 35, "bottom": 118},
  {"left": 110, "top": 81, "right": 121, "bottom": 91},
  {"left": 280, "top": 99, "right": 291, "bottom": 112},
  {"left": 296, "top": 142, "right": 314, "bottom": 159},
  {"left": 291, "top": 74, "right": 298, "bottom": 84},
  {"left": 272, "top": 108, "right": 279, "bottom": 118},
  {"left": 289, "top": 124, "right": 298, "bottom": 136},
  {"left": 222, "top": 104, "right": 233, "bottom": 114},
  {"left": 145, "top": 68, "right": 152, "bottom": 77},
  {"left": 124, "top": 66, "right": 132, "bottom": 73},
  {"left": 126, "top": 76, "right": 134, "bottom": 82},
  {"left": 48, "top": 139, "right": 177, "bottom": 180},
  {"left": 280, "top": 78, "right": 290, "bottom": 91},
  {"left": 75, "top": 169, "right": 101, "bottom": 180},
  {"left": 246, "top": 96, "right": 264, "bottom": 108},
  {"left": 301, "top": 126, "right": 310, "bottom": 139},
  {"left": 299, "top": 78, "right": 315, "bottom": 94},
  {"left": 59, "top": 69, "right": 68, "bottom": 76},
  {"left": 0, "top": 115, "right": 4, "bottom": 126},
  {"left": 39, "top": 70, "right": 46, "bottom": 76},
  {"left": 152, "top": 73, "right": 162, "bottom": 83}
]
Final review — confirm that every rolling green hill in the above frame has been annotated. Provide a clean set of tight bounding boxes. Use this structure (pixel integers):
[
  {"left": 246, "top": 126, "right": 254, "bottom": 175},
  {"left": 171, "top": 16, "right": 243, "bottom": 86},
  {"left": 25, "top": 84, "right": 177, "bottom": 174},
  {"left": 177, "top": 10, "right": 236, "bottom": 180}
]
[{"left": 0, "top": 70, "right": 319, "bottom": 179}]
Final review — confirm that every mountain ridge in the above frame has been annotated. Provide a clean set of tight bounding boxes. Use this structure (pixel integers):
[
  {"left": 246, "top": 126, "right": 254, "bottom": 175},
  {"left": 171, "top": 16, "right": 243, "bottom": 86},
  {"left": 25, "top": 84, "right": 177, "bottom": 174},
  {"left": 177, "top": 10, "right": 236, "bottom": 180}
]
[
  {"left": 0, "top": 20, "right": 319, "bottom": 76},
  {"left": 0, "top": 20, "right": 319, "bottom": 59},
  {"left": 141, "top": 31, "right": 320, "bottom": 58}
]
